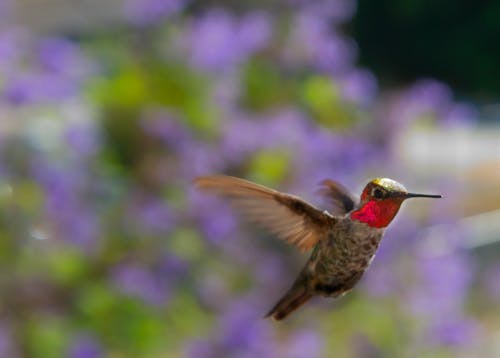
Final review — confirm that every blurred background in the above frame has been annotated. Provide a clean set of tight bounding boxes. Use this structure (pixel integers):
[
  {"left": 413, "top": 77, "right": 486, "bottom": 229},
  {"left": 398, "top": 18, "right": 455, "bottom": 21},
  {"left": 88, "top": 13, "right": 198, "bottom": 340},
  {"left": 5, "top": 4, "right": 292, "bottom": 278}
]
[{"left": 1, "top": 0, "right": 499, "bottom": 356}]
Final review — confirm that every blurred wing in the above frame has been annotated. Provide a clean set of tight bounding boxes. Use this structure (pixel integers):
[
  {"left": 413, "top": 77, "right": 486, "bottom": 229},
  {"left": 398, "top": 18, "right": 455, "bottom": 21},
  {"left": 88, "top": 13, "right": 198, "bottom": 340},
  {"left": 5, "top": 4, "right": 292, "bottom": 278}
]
[
  {"left": 194, "top": 175, "right": 335, "bottom": 252},
  {"left": 317, "top": 179, "right": 357, "bottom": 215}
]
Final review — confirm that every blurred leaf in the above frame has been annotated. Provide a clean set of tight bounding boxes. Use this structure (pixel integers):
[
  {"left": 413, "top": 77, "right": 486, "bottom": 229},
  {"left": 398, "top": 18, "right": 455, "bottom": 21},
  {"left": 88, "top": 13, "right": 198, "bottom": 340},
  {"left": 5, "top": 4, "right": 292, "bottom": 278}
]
[
  {"left": 0, "top": 182, "right": 13, "bottom": 205},
  {"left": 302, "top": 76, "right": 353, "bottom": 129},
  {"left": 168, "top": 228, "right": 204, "bottom": 262},
  {"left": 77, "top": 283, "right": 164, "bottom": 354},
  {"left": 91, "top": 61, "right": 220, "bottom": 136},
  {"left": 105, "top": 300, "right": 164, "bottom": 354},
  {"left": 321, "top": 296, "right": 408, "bottom": 356},
  {"left": 243, "top": 59, "right": 298, "bottom": 110},
  {"left": 92, "top": 66, "right": 149, "bottom": 109},
  {"left": 146, "top": 64, "right": 220, "bottom": 134},
  {"left": 162, "top": 290, "right": 212, "bottom": 350},
  {"left": 77, "top": 283, "right": 116, "bottom": 321},
  {"left": 0, "top": 232, "right": 11, "bottom": 260},
  {"left": 12, "top": 181, "right": 43, "bottom": 214},
  {"left": 47, "top": 247, "right": 88, "bottom": 285},
  {"left": 99, "top": 105, "right": 143, "bottom": 172},
  {"left": 26, "top": 316, "right": 69, "bottom": 358},
  {"left": 248, "top": 149, "right": 290, "bottom": 185}
]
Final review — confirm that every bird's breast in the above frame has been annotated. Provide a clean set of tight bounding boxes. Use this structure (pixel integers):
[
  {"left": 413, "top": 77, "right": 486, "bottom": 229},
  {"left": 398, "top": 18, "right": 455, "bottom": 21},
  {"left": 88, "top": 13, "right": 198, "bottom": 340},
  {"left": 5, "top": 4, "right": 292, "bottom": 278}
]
[{"left": 311, "top": 219, "right": 385, "bottom": 281}]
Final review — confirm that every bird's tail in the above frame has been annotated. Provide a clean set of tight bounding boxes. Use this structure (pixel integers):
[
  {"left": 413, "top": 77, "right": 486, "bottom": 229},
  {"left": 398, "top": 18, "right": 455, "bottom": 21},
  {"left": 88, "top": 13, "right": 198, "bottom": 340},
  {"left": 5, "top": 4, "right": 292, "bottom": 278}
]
[{"left": 265, "top": 281, "right": 312, "bottom": 321}]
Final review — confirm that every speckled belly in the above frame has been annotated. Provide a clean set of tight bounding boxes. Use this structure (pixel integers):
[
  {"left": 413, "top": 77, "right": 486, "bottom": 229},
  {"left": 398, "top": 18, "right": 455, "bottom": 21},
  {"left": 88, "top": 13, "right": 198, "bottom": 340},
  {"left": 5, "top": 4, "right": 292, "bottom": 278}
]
[{"left": 308, "top": 223, "right": 384, "bottom": 293}]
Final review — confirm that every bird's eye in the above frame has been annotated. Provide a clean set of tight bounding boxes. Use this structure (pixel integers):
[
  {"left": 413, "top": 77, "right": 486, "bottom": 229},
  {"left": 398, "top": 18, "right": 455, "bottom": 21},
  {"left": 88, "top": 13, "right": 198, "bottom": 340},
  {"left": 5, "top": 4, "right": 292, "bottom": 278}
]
[{"left": 373, "top": 188, "right": 384, "bottom": 199}]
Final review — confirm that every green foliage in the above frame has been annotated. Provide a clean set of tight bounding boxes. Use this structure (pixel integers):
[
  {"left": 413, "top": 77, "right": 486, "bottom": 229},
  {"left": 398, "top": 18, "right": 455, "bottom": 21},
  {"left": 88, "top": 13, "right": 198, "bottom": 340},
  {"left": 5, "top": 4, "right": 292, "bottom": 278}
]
[
  {"left": 26, "top": 316, "right": 69, "bottom": 358},
  {"left": 168, "top": 228, "right": 205, "bottom": 262},
  {"left": 302, "top": 76, "right": 354, "bottom": 129},
  {"left": 248, "top": 149, "right": 291, "bottom": 185},
  {"left": 243, "top": 59, "right": 299, "bottom": 110},
  {"left": 46, "top": 248, "right": 88, "bottom": 285}
]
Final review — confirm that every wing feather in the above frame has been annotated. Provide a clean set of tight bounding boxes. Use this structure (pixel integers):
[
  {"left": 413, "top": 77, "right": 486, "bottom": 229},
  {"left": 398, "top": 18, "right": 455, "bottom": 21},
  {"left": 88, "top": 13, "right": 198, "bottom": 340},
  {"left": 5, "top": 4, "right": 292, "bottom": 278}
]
[
  {"left": 317, "top": 179, "right": 357, "bottom": 215},
  {"left": 194, "top": 175, "right": 335, "bottom": 252}
]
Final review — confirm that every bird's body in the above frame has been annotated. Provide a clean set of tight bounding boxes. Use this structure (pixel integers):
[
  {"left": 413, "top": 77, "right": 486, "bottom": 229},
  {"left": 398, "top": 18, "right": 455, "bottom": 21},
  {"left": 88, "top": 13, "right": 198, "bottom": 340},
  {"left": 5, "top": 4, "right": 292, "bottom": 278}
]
[
  {"left": 308, "top": 217, "right": 384, "bottom": 296},
  {"left": 194, "top": 175, "right": 441, "bottom": 320},
  {"left": 265, "top": 213, "right": 385, "bottom": 320}
]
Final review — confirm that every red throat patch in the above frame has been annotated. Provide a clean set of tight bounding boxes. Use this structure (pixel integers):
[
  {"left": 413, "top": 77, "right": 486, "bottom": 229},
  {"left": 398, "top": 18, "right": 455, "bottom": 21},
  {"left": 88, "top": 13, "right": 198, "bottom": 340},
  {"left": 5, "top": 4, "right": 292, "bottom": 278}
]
[{"left": 350, "top": 200, "right": 403, "bottom": 228}]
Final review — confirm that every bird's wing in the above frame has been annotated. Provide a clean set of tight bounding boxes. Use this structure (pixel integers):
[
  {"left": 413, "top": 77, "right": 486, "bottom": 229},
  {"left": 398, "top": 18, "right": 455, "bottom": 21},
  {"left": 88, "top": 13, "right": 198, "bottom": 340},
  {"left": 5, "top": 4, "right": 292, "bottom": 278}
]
[
  {"left": 194, "top": 175, "right": 335, "bottom": 252},
  {"left": 317, "top": 179, "right": 357, "bottom": 215}
]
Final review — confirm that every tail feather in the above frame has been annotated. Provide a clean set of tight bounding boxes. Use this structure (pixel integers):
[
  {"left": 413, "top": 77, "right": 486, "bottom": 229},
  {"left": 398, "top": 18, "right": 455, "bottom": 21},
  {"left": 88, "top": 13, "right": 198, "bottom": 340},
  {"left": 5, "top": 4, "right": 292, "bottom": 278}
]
[{"left": 265, "top": 284, "right": 312, "bottom": 321}]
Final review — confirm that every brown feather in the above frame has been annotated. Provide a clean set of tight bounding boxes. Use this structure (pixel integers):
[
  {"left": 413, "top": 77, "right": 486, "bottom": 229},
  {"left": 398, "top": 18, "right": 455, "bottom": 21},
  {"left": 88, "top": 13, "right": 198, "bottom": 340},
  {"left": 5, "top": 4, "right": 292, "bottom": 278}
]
[
  {"left": 265, "top": 284, "right": 312, "bottom": 321},
  {"left": 317, "top": 179, "right": 357, "bottom": 215},
  {"left": 194, "top": 175, "right": 335, "bottom": 252}
]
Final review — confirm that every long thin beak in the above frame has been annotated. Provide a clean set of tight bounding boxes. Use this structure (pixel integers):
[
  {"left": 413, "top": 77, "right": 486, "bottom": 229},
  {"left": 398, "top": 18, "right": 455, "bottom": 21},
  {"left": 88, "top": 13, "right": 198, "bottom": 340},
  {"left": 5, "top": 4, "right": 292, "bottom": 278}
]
[{"left": 405, "top": 192, "right": 442, "bottom": 199}]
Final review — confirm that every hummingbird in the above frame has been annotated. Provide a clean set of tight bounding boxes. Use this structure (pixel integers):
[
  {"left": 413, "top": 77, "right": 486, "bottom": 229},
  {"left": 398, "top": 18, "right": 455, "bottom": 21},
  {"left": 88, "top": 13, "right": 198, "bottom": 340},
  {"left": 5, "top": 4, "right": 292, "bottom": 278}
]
[{"left": 194, "top": 175, "right": 441, "bottom": 321}]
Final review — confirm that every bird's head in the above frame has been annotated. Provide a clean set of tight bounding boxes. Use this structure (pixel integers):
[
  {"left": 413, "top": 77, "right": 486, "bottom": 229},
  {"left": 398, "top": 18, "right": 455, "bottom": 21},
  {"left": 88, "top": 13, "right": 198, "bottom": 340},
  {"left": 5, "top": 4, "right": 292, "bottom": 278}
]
[{"left": 351, "top": 178, "right": 442, "bottom": 228}]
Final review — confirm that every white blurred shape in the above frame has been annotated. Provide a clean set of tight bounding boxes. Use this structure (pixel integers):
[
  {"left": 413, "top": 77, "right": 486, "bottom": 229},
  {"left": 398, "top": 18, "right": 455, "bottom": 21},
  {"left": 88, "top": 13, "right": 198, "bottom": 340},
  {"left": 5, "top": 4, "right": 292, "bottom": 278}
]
[{"left": 401, "top": 127, "right": 500, "bottom": 175}]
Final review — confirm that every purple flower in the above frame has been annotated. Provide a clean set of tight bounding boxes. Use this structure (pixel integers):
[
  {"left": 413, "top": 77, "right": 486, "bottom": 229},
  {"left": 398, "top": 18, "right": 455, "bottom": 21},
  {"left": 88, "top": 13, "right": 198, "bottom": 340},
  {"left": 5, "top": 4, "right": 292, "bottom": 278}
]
[
  {"left": 0, "top": 0, "right": 12, "bottom": 23},
  {"left": 284, "top": 11, "right": 357, "bottom": 73},
  {"left": 65, "top": 211, "right": 100, "bottom": 249},
  {"left": 381, "top": 78, "right": 478, "bottom": 148},
  {"left": 189, "top": 188, "right": 237, "bottom": 245},
  {"left": 186, "top": 10, "right": 271, "bottom": 72},
  {"left": 252, "top": 253, "right": 287, "bottom": 288},
  {"left": 0, "top": 323, "right": 18, "bottom": 358},
  {"left": 32, "top": 161, "right": 100, "bottom": 251},
  {"left": 140, "top": 109, "right": 191, "bottom": 151},
  {"left": 361, "top": 264, "right": 399, "bottom": 297},
  {"left": 128, "top": 196, "right": 175, "bottom": 235},
  {"left": 220, "top": 117, "right": 268, "bottom": 162},
  {"left": 68, "top": 334, "right": 103, "bottom": 358},
  {"left": 0, "top": 28, "right": 24, "bottom": 72},
  {"left": 384, "top": 80, "right": 447, "bottom": 128},
  {"left": 387, "top": 78, "right": 477, "bottom": 128},
  {"left": 3, "top": 72, "right": 78, "bottom": 104},
  {"left": 33, "top": 163, "right": 82, "bottom": 214},
  {"left": 219, "top": 109, "right": 311, "bottom": 165},
  {"left": 184, "top": 340, "right": 217, "bottom": 358},
  {"left": 429, "top": 318, "right": 478, "bottom": 347},
  {"left": 237, "top": 11, "right": 272, "bottom": 53},
  {"left": 410, "top": 252, "right": 473, "bottom": 317},
  {"left": 111, "top": 263, "right": 170, "bottom": 306},
  {"left": 185, "top": 297, "right": 278, "bottom": 357},
  {"left": 37, "top": 37, "right": 93, "bottom": 79},
  {"left": 218, "top": 298, "right": 277, "bottom": 356},
  {"left": 339, "top": 68, "right": 378, "bottom": 105},
  {"left": 65, "top": 121, "right": 101, "bottom": 158},
  {"left": 295, "top": 126, "right": 376, "bottom": 186},
  {"left": 405, "top": 247, "right": 476, "bottom": 348},
  {"left": 159, "top": 253, "right": 188, "bottom": 279},
  {"left": 441, "top": 103, "right": 477, "bottom": 127},
  {"left": 284, "top": 329, "right": 324, "bottom": 358},
  {"left": 262, "top": 109, "right": 311, "bottom": 148},
  {"left": 123, "top": 0, "right": 186, "bottom": 26},
  {"left": 0, "top": 35, "right": 93, "bottom": 105},
  {"left": 178, "top": 141, "right": 224, "bottom": 179},
  {"left": 406, "top": 79, "right": 453, "bottom": 114}
]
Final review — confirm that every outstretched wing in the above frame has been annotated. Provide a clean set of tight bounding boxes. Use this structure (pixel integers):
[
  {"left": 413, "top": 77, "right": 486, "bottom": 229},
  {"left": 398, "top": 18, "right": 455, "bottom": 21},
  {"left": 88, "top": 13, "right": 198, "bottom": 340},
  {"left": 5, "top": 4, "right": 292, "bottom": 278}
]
[
  {"left": 194, "top": 175, "right": 335, "bottom": 252},
  {"left": 317, "top": 179, "right": 357, "bottom": 215}
]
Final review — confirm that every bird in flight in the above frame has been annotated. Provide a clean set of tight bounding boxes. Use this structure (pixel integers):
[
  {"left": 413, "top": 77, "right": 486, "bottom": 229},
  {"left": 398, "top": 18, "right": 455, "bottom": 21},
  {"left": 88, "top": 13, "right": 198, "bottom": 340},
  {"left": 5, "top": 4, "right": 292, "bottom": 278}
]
[{"left": 194, "top": 175, "right": 441, "bottom": 321}]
